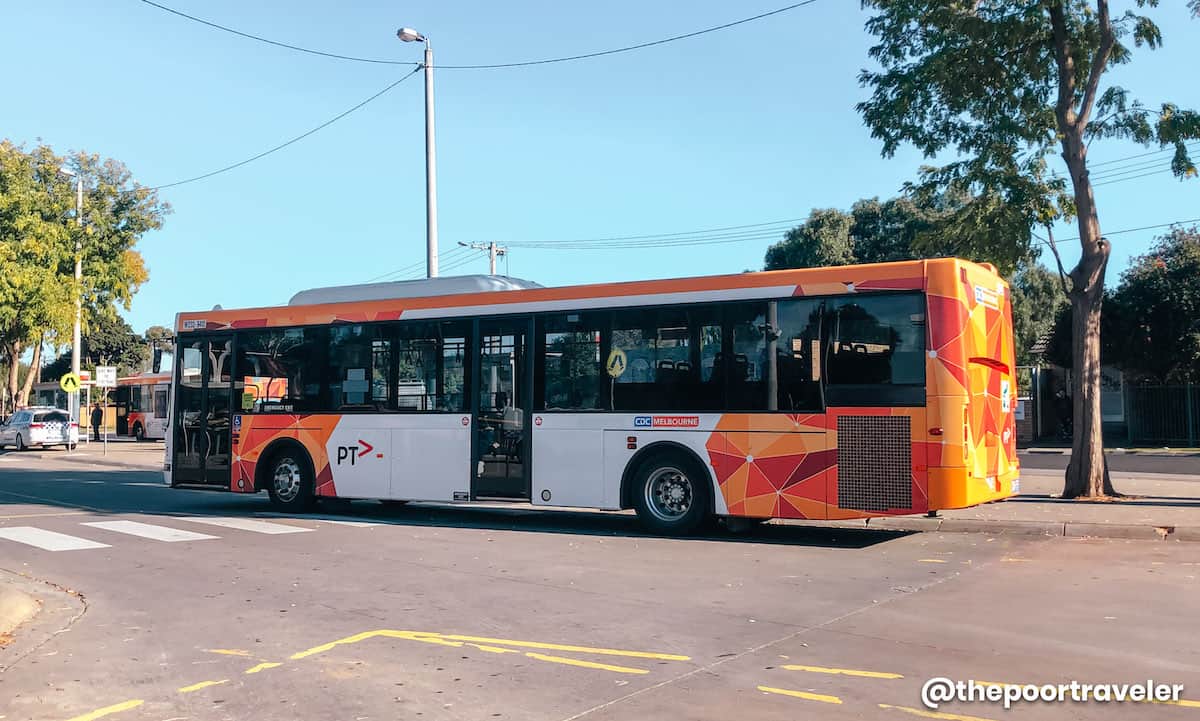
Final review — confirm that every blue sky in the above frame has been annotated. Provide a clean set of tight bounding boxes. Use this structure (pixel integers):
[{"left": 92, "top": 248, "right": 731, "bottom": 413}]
[{"left": 5, "top": 0, "right": 1199, "bottom": 334}]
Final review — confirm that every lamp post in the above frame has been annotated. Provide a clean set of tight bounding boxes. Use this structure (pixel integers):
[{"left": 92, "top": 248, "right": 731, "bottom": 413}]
[
  {"left": 59, "top": 167, "right": 83, "bottom": 425},
  {"left": 398, "top": 27, "right": 438, "bottom": 278}
]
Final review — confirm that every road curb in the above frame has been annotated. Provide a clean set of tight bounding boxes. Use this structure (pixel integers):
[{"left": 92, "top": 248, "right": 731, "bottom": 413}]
[
  {"left": 0, "top": 583, "right": 41, "bottom": 646},
  {"left": 860, "top": 515, "right": 1199, "bottom": 541}
]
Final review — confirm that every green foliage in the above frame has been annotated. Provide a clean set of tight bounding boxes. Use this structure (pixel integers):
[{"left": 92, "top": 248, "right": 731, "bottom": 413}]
[
  {"left": 44, "top": 315, "right": 150, "bottom": 378},
  {"left": 764, "top": 208, "right": 854, "bottom": 270},
  {"left": 1011, "top": 264, "right": 1069, "bottom": 365},
  {"left": 857, "top": 0, "right": 1197, "bottom": 272},
  {"left": 0, "top": 140, "right": 168, "bottom": 409}
]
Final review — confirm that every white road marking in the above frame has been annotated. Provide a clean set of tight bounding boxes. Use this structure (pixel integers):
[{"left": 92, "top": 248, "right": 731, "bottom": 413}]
[
  {"left": 255, "top": 513, "right": 380, "bottom": 528},
  {"left": 0, "top": 526, "right": 110, "bottom": 551},
  {"left": 81, "top": 520, "right": 219, "bottom": 543},
  {"left": 181, "top": 517, "right": 313, "bottom": 535}
]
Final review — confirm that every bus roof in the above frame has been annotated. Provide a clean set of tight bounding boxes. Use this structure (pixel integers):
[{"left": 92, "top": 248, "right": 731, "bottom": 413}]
[{"left": 175, "top": 258, "right": 1002, "bottom": 334}]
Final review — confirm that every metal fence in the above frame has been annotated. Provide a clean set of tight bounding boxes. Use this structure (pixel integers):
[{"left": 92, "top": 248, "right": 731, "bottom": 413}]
[{"left": 1126, "top": 385, "right": 1200, "bottom": 446}]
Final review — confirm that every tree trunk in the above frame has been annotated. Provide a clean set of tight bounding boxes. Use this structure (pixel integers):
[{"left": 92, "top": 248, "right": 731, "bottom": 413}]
[
  {"left": 4, "top": 340, "right": 21, "bottom": 413},
  {"left": 16, "top": 334, "right": 44, "bottom": 408},
  {"left": 1060, "top": 136, "right": 1118, "bottom": 499}
]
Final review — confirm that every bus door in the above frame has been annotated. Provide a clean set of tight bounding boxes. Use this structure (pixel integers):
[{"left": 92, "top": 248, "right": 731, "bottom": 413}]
[
  {"left": 114, "top": 385, "right": 130, "bottom": 435},
  {"left": 172, "top": 336, "right": 233, "bottom": 486},
  {"left": 472, "top": 317, "right": 533, "bottom": 499}
]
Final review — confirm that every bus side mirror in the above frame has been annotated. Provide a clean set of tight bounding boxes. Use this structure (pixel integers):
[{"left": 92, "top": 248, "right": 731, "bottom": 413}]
[{"left": 152, "top": 348, "right": 163, "bottom": 373}]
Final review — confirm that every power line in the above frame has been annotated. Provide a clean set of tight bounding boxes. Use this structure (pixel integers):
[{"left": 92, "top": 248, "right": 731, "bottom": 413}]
[
  {"left": 505, "top": 217, "right": 804, "bottom": 246},
  {"left": 137, "top": 0, "right": 416, "bottom": 65},
  {"left": 364, "top": 246, "right": 474, "bottom": 283},
  {"left": 1037, "top": 217, "right": 1200, "bottom": 247},
  {"left": 150, "top": 67, "right": 421, "bottom": 190},
  {"left": 136, "top": 0, "right": 819, "bottom": 70},
  {"left": 1087, "top": 140, "right": 1200, "bottom": 169},
  {"left": 434, "top": 2, "right": 820, "bottom": 69},
  {"left": 1093, "top": 168, "right": 1182, "bottom": 188}
]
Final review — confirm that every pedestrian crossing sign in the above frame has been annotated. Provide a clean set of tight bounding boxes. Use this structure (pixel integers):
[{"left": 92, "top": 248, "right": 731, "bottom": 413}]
[
  {"left": 60, "top": 372, "right": 81, "bottom": 393},
  {"left": 606, "top": 348, "right": 627, "bottom": 378}
]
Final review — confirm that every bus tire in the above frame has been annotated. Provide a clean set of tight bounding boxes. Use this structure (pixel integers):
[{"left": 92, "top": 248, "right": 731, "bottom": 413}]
[
  {"left": 265, "top": 448, "right": 317, "bottom": 513},
  {"left": 133, "top": 423, "right": 145, "bottom": 442},
  {"left": 631, "top": 451, "right": 711, "bottom": 535}
]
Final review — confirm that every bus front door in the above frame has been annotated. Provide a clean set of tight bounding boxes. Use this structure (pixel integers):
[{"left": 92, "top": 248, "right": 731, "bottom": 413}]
[
  {"left": 172, "top": 337, "right": 233, "bottom": 486},
  {"left": 472, "top": 318, "right": 532, "bottom": 500}
]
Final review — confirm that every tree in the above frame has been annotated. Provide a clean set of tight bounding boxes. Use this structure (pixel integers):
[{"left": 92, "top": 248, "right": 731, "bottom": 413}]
[
  {"left": 0, "top": 140, "right": 168, "bottom": 411},
  {"left": 1049, "top": 226, "right": 1200, "bottom": 382},
  {"left": 857, "top": 1, "right": 1199, "bottom": 498},
  {"left": 1011, "top": 263, "right": 1069, "bottom": 365},
  {"left": 764, "top": 208, "right": 854, "bottom": 270}
]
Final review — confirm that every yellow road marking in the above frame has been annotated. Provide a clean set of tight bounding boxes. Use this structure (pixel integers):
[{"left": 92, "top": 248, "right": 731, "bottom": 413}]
[
  {"left": 178, "top": 679, "right": 228, "bottom": 693},
  {"left": 783, "top": 664, "right": 903, "bottom": 679},
  {"left": 290, "top": 630, "right": 380, "bottom": 660},
  {"left": 432, "top": 632, "right": 691, "bottom": 661},
  {"left": 244, "top": 662, "right": 281, "bottom": 674},
  {"left": 64, "top": 700, "right": 144, "bottom": 721},
  {"left": 971, "top": 680, "right": 1016, "bottom": 687},
  {"left": 878, "top": 703, "right": 996, "bottom": 721},
  {"left": 1000, "top": 558, "right": 1032, "bottom": 563},
  {"left": 205, "top": 648, "right": 252, "bottom": 657},
  {"left": 918, "top": 559, "right": 948, "bottom": 564},
  {"left": 468, "top": 643, "right": 520, "bottom": 654},
  {"left": 525, "top": 652, "right": 648, "bottom": 675},
  {"left": 1151, "top": 698, "right": 1200, "bottom": 708},
  {"left": 757, "top": 685, "right": 843, "bottom": 704},
  {"left": 289, "top": 630, "right": 689, "bottom": 662}
]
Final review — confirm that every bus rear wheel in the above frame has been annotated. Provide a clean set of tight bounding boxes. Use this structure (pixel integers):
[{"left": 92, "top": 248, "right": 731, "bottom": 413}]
[
  {"left": 133, "top": 424, "right": 145, "bottom": 442},
  {"left": 266, "top": 450, "right": 316, "bottom": 512},
  {"left": 631, "top": 452, "right": 711, "bottom": 535}
]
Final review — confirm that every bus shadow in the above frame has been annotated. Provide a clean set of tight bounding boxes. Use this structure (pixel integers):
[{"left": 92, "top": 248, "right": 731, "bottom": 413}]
[
  {"left": 0, "top": 467, "right": 909, "bottom": 549},
  {"left": 260, "top": 501, "right": 910, "bottom": 549}
]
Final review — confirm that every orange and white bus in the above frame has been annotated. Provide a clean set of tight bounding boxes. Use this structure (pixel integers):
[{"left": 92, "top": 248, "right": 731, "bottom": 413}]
[
  {"left": 114, "top": 373, "right": 171, "bottom": 440},
  {"left": 163, "top": 258, "right": 1018, "bottom": 534}
]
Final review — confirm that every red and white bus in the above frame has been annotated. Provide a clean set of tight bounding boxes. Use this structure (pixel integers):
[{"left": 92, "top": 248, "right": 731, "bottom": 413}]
[
  {"left": 164, "top": 259, "right": 1019, "bottom": 534},
  {"left": 114, "top": 373, "right": 171, "bottom": 440}
]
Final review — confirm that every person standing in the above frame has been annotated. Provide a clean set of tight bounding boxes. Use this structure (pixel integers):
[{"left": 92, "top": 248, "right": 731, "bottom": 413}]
[{"left": 90, "top": 402, "right": 103, "bottom": 442}]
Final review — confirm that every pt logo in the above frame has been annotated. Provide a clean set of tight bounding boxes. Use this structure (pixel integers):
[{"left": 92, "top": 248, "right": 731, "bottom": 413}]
[{"left": 336, "top": 439, "right": 376, "bottom": 466}]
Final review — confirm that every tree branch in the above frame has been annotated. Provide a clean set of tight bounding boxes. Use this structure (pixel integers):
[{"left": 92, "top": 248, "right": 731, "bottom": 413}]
[
  {"left": 1076, "top": 0, "right": 1116, "bottom": 130},
  {"left": 1044, "top": 225, "right": 1072, "bottom": 295},
  {"left": 1048, "top": 1, "right": 1077, "bottom": 130}
]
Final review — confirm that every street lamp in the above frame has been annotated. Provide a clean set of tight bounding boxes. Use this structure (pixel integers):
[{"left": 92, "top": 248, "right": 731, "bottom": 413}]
[
  {"left": 398, "top": 26, "right": 438, "bottom": 278},
  {"left": 58, "top": 167, "right": 83, "bottom": 425}
]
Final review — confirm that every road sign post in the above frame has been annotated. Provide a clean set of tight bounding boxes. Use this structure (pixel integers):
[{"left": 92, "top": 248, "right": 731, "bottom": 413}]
[
  {"left": 96, "top": 366, "right": 117, "bottom": 456},
  {"left": 59, "top": 373, "right": 82, "bottom": 452}
]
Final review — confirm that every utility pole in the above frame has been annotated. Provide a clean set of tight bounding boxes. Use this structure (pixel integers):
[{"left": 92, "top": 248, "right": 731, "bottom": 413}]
[
  {"left": 458, "top": 241, "right": 508, "bottom": 275},
  {"left": 58, "top": 167, "right": 83, "bottom": 424}
]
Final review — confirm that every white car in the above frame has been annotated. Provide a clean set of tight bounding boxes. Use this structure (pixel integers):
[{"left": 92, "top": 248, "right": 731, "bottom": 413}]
[{"left": 0, "top": 407, "right": 79, "bottom": 451}]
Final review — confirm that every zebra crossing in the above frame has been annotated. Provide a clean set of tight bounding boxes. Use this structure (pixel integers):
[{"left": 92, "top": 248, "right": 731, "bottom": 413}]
[{"left": 0, "top": 515, "right": 379, "bottom": 552}]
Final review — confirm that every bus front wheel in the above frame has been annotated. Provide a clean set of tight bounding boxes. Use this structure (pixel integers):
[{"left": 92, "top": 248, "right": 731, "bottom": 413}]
[
  {"left": 266, "top": 450, "right": 317, "bottom": 512},
  {"left": 631, "top": 452, "right": 711, "bottom": 535}
]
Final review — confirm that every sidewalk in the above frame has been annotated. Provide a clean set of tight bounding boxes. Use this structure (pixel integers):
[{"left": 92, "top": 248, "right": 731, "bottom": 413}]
[
  {"left": 10, "top": 440, "right": 164, "bottom": 471},
  {"left": 860, "top": 470, "right": 1200, "bottom": 542}
]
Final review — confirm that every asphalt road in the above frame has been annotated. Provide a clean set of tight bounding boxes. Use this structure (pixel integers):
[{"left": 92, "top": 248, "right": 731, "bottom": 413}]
[
  {"left": 1, "top": 454, "right": 1197, "bottom": 721},
  {"left": 1018, "top": 449, "right": 1200, "bottom": 476}
]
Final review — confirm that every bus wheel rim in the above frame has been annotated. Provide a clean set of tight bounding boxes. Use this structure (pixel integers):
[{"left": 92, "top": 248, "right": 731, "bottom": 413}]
[
  {"left": 645, "top": 466, "right": 692, "bottom": 522},
  {"left": 273, "top": 457, "right": 302, "bottom": 502}
]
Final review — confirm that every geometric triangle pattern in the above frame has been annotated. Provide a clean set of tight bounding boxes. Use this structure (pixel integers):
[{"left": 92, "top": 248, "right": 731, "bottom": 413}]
[{"left": 231, "top": 413, "right": 340, "bottom": 496}]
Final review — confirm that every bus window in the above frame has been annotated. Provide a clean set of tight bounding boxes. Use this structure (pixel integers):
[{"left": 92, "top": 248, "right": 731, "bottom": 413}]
[
  {"left": 329, "top": 325, "right": 392, "bottom": 410},
  {"left": 825, "top": 293, "right": 925, "bottom": 406},
  {"left": 538, "top": 313, "right": 604, "bottom": 411},
  {"left": 236, "top": 328, "right": 328, "bottom": 412},
  {"left": 774, "top": 298, "right": 824, "bottom": 412}
]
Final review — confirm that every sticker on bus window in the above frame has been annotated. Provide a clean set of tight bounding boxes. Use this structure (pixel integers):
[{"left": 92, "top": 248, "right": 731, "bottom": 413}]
[
  {"left": 606, "top": 348, "right": 628, "bottom": 378},
  {"left": 241, "top": 392, "right": 255, "bottom": 411}
]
